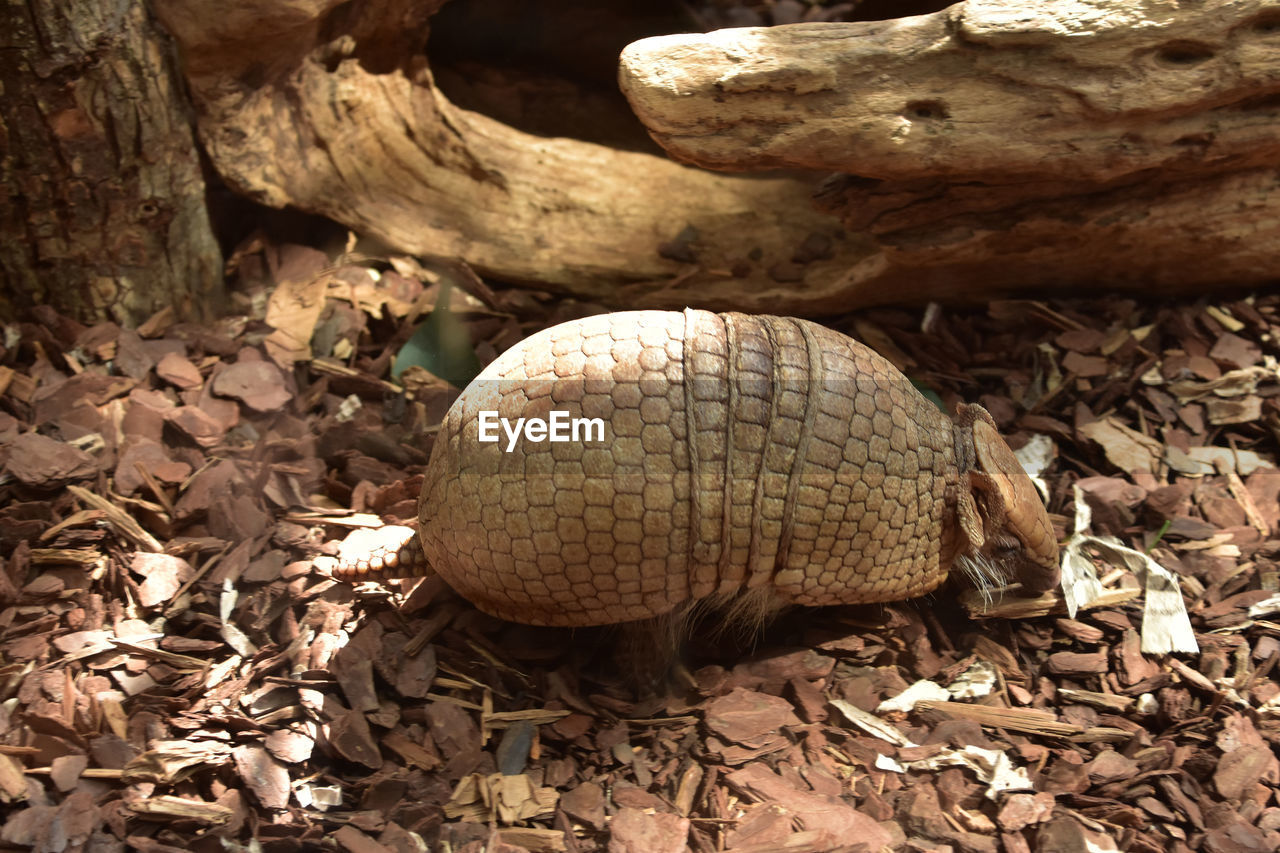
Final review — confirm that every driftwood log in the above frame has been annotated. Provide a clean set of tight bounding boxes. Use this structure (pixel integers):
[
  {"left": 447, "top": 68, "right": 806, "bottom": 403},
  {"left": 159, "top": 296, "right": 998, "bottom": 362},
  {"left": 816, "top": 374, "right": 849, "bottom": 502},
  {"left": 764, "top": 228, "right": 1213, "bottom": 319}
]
[
  {"left": 153, "top": 0, "right": 1280, "bottom": 314},
  {"left": 150, "top": 0, "right": 863, "bottom": 315},
  {"left": 620, "top": 0, "right": 1280, "bottom": 300}
]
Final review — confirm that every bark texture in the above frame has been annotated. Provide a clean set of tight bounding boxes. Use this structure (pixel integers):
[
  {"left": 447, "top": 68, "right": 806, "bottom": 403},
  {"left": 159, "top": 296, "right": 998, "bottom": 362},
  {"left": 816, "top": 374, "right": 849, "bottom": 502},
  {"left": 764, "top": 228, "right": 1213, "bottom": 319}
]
[{"left": 0, "top": 0, "right": 223, "bottom": 324}]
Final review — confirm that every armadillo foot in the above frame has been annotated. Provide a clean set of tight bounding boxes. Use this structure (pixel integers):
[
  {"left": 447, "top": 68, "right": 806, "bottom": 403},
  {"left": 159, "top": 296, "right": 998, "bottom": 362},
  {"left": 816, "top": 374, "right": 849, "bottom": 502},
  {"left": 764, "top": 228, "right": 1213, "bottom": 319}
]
[
  {"left": 610, "top": 586, "right": 793, "bottom": 691},
  {"left": 333, "top": 525, "right": 425, "bottom": 582}
]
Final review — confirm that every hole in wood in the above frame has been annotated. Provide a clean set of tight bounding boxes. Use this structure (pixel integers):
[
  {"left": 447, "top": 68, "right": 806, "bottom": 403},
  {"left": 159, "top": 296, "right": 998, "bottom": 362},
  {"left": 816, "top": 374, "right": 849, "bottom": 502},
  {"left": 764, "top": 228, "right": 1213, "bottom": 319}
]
[
  {"left": 904, "top": 100, "right": 949, "bottom": 121},
  {"left": 1235, "top": 92, "right": 1280, "bottom": 112},
  {"left": 1247, "top": 10, "right": 1280, "bottom": 34},
  {"left": 1172, "top": 134, "right": 1211, "bottom": 150},
  {"left": 1154, "top": 41, "right": 1216, "bottom": 67}
]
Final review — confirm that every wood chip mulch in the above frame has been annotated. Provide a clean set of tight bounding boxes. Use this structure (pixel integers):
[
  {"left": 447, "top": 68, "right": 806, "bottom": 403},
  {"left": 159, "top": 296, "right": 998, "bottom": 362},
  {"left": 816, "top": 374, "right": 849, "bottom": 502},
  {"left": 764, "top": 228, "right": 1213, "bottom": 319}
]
[{"left": 0, "top": 243, "right": 1277, "bottom": 853}]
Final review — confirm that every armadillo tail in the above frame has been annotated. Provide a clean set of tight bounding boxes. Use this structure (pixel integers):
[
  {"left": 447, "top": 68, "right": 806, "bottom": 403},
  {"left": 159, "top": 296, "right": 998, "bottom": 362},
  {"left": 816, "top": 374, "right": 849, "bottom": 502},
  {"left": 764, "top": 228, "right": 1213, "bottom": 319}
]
[{"left": 332, "top": 525, "right": 430, "bottom": 582}]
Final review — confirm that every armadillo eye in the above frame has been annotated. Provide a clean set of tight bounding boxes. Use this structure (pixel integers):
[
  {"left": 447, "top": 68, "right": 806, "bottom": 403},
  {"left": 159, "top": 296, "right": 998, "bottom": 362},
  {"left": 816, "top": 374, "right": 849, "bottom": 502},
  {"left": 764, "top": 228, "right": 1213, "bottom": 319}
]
[
  {"left": 977, "top": 533, "right": 1024, "bottom": 583},
  {"left": 983, "top": 532, "right": 1021, "bottom": 559}
]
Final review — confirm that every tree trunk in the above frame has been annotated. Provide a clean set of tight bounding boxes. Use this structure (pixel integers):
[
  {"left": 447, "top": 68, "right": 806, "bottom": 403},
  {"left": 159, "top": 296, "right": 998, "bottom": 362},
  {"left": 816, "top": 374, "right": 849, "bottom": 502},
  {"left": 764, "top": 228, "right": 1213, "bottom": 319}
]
[{"left": 0, "top": 0, "right": 223, "bottom": 325}]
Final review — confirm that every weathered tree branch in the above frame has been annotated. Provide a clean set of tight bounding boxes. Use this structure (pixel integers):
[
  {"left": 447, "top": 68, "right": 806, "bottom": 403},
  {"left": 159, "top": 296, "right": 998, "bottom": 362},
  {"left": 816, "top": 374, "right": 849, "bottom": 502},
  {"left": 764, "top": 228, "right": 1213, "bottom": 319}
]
[
  {"left": 620, "top": 1, "right": 1280, "bottom": 186},
  {"left": 619, "top": 0, "right": 1280, "bottom": 298},
  {"left": 152, "top": 0, "right": 871, "bottom": 315}
]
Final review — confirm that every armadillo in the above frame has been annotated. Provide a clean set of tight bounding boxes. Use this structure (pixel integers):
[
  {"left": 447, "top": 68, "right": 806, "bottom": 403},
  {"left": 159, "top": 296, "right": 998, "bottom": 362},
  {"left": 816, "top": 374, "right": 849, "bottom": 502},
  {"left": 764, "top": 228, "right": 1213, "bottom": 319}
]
[{"left": 335, "top": 309, "right": 1059, "bottom": 626}]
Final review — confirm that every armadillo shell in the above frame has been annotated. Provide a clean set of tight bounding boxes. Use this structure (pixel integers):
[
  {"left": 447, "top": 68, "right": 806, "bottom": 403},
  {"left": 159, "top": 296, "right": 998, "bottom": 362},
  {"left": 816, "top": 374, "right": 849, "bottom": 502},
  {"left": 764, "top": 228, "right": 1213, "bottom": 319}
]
[{"left": 419, "top": 309, "right": 959, "bottom": 627}]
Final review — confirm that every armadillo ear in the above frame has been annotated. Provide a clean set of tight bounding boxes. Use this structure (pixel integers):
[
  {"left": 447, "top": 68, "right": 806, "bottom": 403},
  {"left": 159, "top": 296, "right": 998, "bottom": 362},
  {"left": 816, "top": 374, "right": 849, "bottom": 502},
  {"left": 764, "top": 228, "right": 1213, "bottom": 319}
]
[
  {"left": 954, "top": 476, "right": 987, "bottom": 555},
  {"left": 970, "top": 413, "right": 1060, "bottom": 580}
]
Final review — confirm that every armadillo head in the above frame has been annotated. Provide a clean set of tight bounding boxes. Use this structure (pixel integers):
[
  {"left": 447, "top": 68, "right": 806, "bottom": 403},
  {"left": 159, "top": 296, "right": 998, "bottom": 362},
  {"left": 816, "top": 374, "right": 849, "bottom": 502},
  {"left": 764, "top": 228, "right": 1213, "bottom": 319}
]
[{"left": 952, "top": 404, "right": 1060, "bottom": 596}]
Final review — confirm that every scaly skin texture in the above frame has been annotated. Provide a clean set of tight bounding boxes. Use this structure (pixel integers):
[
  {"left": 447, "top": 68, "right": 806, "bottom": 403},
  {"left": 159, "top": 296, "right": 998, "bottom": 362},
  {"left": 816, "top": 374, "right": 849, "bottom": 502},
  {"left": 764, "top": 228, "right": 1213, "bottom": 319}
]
[{"left": 335, "top": 309, "right": 1060, "bottom": 625}]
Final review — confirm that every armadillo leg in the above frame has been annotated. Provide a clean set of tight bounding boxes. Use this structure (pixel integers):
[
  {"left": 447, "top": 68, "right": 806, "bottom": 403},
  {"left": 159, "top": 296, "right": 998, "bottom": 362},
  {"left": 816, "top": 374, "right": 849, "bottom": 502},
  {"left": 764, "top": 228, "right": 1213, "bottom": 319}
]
[{"left": 611, "top": 614, "right": 688, "bottom": 691}]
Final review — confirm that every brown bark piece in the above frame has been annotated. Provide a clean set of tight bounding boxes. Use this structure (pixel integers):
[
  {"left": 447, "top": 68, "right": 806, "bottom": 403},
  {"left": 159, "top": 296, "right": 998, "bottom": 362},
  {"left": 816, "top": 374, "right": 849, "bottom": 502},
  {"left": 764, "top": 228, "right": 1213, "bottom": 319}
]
[
  {"left": 607, "top": 808, "right": 690, "bottom": 853},
  {"left": 731, "top": 649, "right": 836, "bottom": 690},
  {"left": 559, "top": 782, "right": 606, "bottom": 831},
  {"left": 723, "top": 803, "right": 794, "bottom": 849},
  {"left": 333, "top": 825, "right": 393, "bottom": 853},
  {"left": 786, "top": 676, "right": 829, "bottom": 724},
  {"left": 1243, "top": 469, "right": 1280, "bottom": 532},
  {"left": 1084, "top": 750, "right": 1139, "bottom": 785},
  {"left": 997, "top": 792, "right": 1056, "bottom": 832},
  {"left": 265, "top": 729, "right": 315, "bottom": 764},
  {"left": 1202, "top": 820, "right": 1275, "bottom": 853},
  {"left": 1035, "top": 816, "right": 1119, "bottom": 853},
  {"left": 5, "top": 433, "right": 100, "bottom": 486},
  {"left": 904, "top": 783, "right": 995, "bottom": 852},
  {"left": 391, "top": 642, "right": 437, "bottom": 700},
  {"left": 611, "top": 787, "right": 669, "bottom": 813},
  {"left": 32, "top": 373, "right": 130, "bottom": 426},
  {"left": 1214, "top": 746, "right": 1279, "bottom": 802},
  {"left": 704, "top": 688, "right": 801, "bottom": 747},
  {"left": 48, "top": 754, "right": 88, "bottom": 792},
  {"left": 1115, "top": 629, "right": 1162, "bottom": 686},
  {"left": 212, "top": 360, "right": 293, "bottom": 413},
  {"left": 1045, "top": 652, "right": 1109, "bottom": 677},
  {"left": 166, "top": 405, "right": 230, "bottom": 448},
  {"left": 1062, "top": 352, "right": 1110, "bottom": 378},
  {"left": 156, "top": 353, "right": 204, "bottom": 390},
  {"left": 116, "top": 439, "right": 191, "bottom": 495},
  {"left": 328, "top": 711, "right": 384, "bottom": 771},
  {"left": 726, "top": 763, "right": 893, "bottom": 850},
  {"left": 332, "top": 654, "right": 381, "bottom": 714},
  {"left": 1209, "top": 332, "right": 1263, "bottom": 370},
  {"left": 232, "top": 745, "right": 291, "bottom": 811}
]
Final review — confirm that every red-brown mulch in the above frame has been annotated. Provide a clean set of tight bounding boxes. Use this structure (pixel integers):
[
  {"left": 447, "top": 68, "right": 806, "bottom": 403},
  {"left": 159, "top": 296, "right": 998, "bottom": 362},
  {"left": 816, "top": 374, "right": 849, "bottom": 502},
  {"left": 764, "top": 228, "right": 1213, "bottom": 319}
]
[{"left": 0, "top": 243, "right": 1277, "bottom": 852}]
